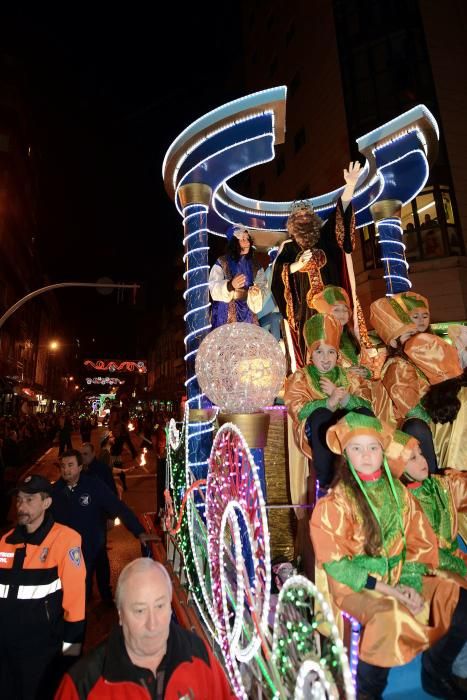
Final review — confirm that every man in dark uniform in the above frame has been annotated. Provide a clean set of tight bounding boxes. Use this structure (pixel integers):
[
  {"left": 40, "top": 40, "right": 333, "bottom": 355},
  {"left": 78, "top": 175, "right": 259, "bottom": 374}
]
[
  {"left": 81, "top": 442, "right": 117, "bottom": 494},
  {"left": 52, "top": 450, "right": 152, "bottom": 602},
  {"left": 81, "top": 442, "right": 117, "bottom": 604}
]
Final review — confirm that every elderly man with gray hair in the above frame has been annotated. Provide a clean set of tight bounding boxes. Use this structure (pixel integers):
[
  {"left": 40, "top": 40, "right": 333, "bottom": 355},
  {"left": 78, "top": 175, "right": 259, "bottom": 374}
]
[{"left": 55, "top": 557, "right": 234, "bottom": 699}]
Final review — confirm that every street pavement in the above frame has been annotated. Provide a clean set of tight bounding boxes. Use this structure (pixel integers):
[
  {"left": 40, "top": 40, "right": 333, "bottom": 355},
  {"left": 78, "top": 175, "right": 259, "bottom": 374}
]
[{"left": 8, "top": 426, "right": 159, "bottom": 650}]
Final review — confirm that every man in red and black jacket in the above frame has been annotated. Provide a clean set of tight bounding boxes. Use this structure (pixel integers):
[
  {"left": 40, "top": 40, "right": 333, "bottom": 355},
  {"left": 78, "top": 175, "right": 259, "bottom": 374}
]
[{"left": 55, "top": 557, "right": 234, "bottom": 699}]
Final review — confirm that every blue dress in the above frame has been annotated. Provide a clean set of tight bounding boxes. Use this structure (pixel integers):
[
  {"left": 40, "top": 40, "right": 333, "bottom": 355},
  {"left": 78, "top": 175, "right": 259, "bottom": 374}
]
[{"left": 210, "top": 255, "right": 261, "bottom": 328}]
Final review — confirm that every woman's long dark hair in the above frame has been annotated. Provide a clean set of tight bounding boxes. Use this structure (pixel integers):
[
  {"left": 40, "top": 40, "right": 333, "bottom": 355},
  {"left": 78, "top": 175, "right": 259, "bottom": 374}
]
[
  {"left": 387, "top": 327, "right": 434, "bottom": 358},
  {"left": 332, "top": 456, "right": 383, "bottom": 556},
  {"left": 226, "top": 233, "right": 254, "bottom": 262},
  {"left": 343, "top": 324, "right": 361, "bottom": 355},
  {"left": 386, "top": 337, "right": 411, "bottom": 360},
  {"left": 422, "top": 368, "right": 467, "bottom": 424}
]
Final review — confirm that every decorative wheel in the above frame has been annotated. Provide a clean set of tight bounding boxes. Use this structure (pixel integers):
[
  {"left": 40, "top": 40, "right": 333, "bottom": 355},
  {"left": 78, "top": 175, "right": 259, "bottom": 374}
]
[
  {"left": 272, "top": 576, "right": 355, "bottom": 700},
  {"left": 166, "top": 415, "right": 216, "bottom": 638},
  {"left": 207, "top": 423, "right": 271, "bottom": 698},
  {"left": 186, "top": 486, "right": 217, "bottom": 637}
]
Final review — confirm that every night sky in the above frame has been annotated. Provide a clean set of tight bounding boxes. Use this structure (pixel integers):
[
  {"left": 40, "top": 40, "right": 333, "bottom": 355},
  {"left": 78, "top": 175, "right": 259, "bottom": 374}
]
[{"left": 4, "top": 6, "right": 244, "bottom": 361}]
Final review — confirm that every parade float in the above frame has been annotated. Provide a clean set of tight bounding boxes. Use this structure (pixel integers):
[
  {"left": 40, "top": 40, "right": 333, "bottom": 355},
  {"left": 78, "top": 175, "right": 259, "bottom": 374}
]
[{"left": 156, "top": 86, "right": 441, "bottom": 698}]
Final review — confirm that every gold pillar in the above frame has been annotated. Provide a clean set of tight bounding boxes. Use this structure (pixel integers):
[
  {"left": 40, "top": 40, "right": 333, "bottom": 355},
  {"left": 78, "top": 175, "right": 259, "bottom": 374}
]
[
  {"left": 189, "top": 408, "right": 216, "bottom": 423},
  {"left": 370, "top": 198, "right": 402, "bottom": 222},
  {"left": 217, "top": 411, "right": 270, "bottom": 448},
  {"left": 178, "top": 183, "right": 212, "bottom": 208}
]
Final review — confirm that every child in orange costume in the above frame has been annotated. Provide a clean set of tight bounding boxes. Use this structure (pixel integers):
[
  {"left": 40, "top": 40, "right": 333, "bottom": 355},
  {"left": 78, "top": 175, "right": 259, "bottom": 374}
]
[
  {"left": 285, "top": 313, "right": 372, "bottom": 488},
  {"left": 387, "top": 428, "right": 467, "bottom": 693},
  {"left": 388, "top": 429, "right": 467, "bottom": 579},
  {"left": 369, "top": 295, "right": 465, "bottom": 474},
  {"left": 311, "top": 285, "right": 386, "bottom": 378},
  {"left": 310, "top": 412, "right": 467, "bottom": 699}
]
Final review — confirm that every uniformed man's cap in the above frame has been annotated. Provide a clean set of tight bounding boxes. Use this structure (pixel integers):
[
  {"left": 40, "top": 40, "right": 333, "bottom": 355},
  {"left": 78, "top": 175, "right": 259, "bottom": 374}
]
[{"left": 14, "top": 474, "right": 53, "bottom": 496}]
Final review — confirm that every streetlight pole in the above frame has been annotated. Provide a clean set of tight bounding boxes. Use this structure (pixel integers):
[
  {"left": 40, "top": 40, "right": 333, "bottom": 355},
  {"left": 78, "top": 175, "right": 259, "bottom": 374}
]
[{"left": 0, "top": 282, "right": 140, "bottom": 331}]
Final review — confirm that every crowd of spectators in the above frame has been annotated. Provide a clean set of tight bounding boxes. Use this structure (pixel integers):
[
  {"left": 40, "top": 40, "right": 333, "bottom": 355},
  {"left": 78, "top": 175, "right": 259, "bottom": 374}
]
[{"left": 0, "top": 413, "right": 60, "bottom": 469}]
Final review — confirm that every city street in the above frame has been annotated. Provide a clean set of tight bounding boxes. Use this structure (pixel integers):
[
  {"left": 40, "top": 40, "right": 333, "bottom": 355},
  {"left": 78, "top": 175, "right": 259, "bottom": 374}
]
[
  {"left": 8, "top": 426, "right": 158, "bottom": 650},
  {"left": 2, "top": 5, "right": 466, "bottom": 697}
]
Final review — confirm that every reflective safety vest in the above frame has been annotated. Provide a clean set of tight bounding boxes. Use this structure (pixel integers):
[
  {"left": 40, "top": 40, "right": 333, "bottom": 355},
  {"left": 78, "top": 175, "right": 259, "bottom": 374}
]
[{"left": 0, "top": 513, "right": 86, "bottom": 645}]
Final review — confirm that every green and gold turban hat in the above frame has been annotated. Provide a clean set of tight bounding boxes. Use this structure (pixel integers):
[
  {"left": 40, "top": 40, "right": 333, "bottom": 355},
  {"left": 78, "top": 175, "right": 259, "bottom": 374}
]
[
  {"left": 311, "top": 285, "right": 351, "bottom": 314},
  {"left": 303, "top": 313, "right": 342, "bottom": 353}
]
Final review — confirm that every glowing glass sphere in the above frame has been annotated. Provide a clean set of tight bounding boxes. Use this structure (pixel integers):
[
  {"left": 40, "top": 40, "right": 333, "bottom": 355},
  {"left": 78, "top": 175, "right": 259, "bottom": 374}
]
[{"left": 195, "top": 322, "right": 286, "bottom": 413}]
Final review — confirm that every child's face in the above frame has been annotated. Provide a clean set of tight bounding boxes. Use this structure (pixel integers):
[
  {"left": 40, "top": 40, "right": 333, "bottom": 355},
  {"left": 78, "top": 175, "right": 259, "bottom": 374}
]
[
  {"left": 345, "top": 435, "right": 383, "bottom": 474},
  {"left": 404, "top": 445, "right": 429, "bottom": 482},
  {"left": 409, "top": 310, "right": 430, "bottom": 333},
  {"left": 312, "top": 342, "right": 338, "bottom": 372},
  {"left": 331, "top": 303, "right": 350, "bottom": 326}
]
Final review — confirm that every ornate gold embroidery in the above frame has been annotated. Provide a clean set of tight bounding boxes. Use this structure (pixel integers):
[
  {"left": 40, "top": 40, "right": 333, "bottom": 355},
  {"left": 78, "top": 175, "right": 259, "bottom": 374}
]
[
  {"left": 335, "top": 201, "right": 356, "bottom": 250},
  {"left": 227, "top": 300, "right": 237, "bottom": 324},
  {"left": 355, "top": 297, "right": 372, "bottom": 348},
  {"left": 302, "top": 249, "right": 327, "bottom": 308},
  {"left": 281, "top": 263, "right": 297, "bottom": 333}
]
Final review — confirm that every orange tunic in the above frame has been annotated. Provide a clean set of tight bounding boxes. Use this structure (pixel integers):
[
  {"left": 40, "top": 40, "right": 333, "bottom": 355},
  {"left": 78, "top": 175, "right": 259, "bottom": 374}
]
[
  {"left": 285, "top": 366, "right": 371, "bottom": 459},
  {"left": 310, "top": 480, "right": 460, "bottom": 667},
  {"left": 438, "top": 470, "right": 467, "bottom": 555},
  {"left": 405, "top": 333, "right": 462, "bottom": 384},
  {"left": 443, "top": 469, "right": 467, "bottom": 557},
  {"left": 409, "top": 471, "right": 467, "bottom": 575},
  {"left": 378, "top": 335, "right": 467, "bottom": 468},
  {"left": 380, "top": 333, "right": 462, "bottom": 423},
  {"left": 380, "top": 356, "right": 428, "bottom": 423}
]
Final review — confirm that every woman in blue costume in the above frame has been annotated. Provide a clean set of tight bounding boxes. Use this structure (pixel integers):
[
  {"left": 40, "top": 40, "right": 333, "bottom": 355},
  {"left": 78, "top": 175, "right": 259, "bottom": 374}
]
[{"left": 209, "top": 224, "right": 266, "bottom": 328}]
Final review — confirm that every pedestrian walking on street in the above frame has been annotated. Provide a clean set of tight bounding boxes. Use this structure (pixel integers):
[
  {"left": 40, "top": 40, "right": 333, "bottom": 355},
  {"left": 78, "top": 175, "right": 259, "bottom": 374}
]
[
  {"left": 58, "top": 415, "right": 74, "bottom": 456},
  {"left": 52, "top": 450, "right": 155, "bottom": 602},
  {"left": 111, "top": 420, "right": 137, "bottom": 460},
  {"left": 81, "top": 442, "right": 117, "bottom": 495},
  {"left": 0, "top": 474, "right": 86, "bottom": 700},
  {"left": 55, "top": 558, "right": 234, "bottom": 699},
  {"left": 154, "top": 415, "right": 167, "bottom": 520},
  {"left": 79, "top": 415, "right": 92, "bottom": 444}
]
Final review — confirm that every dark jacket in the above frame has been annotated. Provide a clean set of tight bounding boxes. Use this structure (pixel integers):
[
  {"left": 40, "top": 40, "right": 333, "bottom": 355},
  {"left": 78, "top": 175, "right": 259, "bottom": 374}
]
[
  {"left": 55, "top": 622, "right": 234, "bottom": 699},
  {"left": 52, "top": 474, "right": 144, "bottom": 562},
  {"left": 86, "top": 457, "right": 118, "bottom": 495}
]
